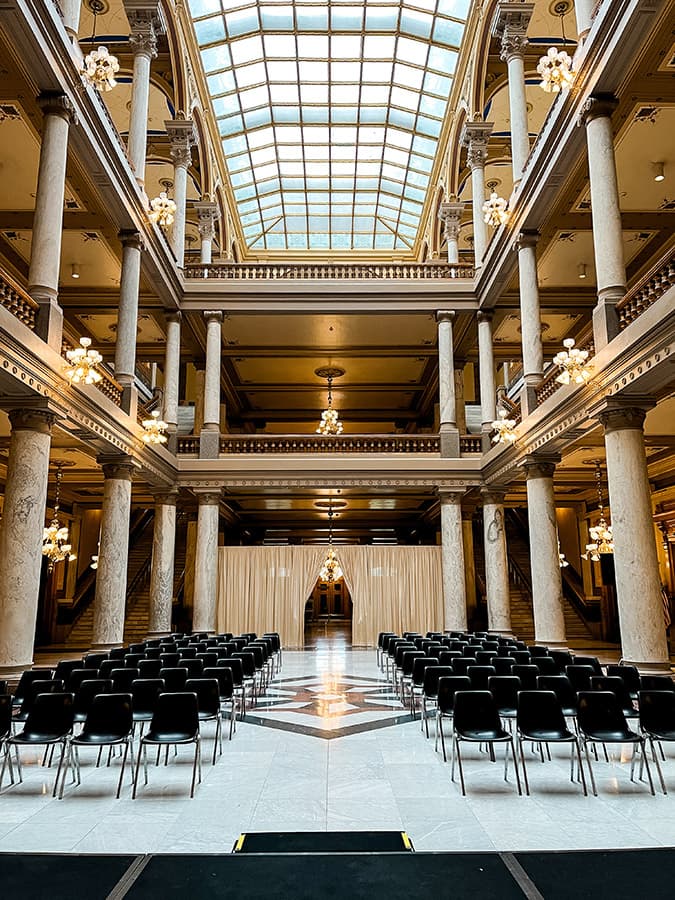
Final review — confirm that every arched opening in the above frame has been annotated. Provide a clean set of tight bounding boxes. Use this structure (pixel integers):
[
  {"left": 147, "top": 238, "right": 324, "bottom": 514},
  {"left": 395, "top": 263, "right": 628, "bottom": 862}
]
[{"left": 304, "top": 574, "right": 353, "bottom": 648}]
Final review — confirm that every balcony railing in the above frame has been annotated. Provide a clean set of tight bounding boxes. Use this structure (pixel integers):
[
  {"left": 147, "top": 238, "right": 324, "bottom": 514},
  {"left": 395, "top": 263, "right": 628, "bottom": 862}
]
[
  {"left": 617, "top": 249, "right": 675, "bottom": 329},
  {"left": 177, "top": 433, "right": 483, "bottom": 455},
  {"left": 0, "top": 267, "right": 38, "bottom": 330},
  {"left": 184, "top": 262, "right": 475, "bottom": 281}
]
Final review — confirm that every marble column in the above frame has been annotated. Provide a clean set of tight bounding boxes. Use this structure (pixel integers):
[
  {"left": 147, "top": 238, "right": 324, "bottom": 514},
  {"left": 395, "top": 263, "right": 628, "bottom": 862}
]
[
  {"left": 62, "top": 0, "right": 82, "bottom": 39},
  {"left": 436, "top": 311, "right": 460, "bottom": 458},
  {"left": 124, "top": 1, "right": 161, "bottom": 184},
  {"left": 439, "top": 490, "right": 467, "bottom": 632},
  {"left": 462, "top": 507, "right": 477, "bottom": 623},
  {"left": 514, "top": 231, "right": 544, "bottom": 415},
  {"left": 114, "top": 230, "right": 144, "bottom": 417},
  {"left": 477, "top": 311, "right": 497, "bottom": 449},
  {"left": 599, "top": 405, "right": 670, "bottom": 672},
  {"left": 523, "top": 457, "right": 567, "bottom": 648},
  {"left": 28, "top": 93, "right": 76, "bottom": 351},
  {"left": 200, "top": 311, "right": 223, "bottom": 459},
  {"left": 193, "top": 491, "right": 221, "bottom": 634},
  {"left": 574, "top": 0, "right": 595, "bottom": 39},
  {"left": 166, "top": 118, "right": 196, "bottom": 266},
  {"left": 162, "top": 311, "right": 181, "bottom": 451},
  {"left": 91, "top": 457, "right": 137, "bottom": 650},
  {"left": 460, "top": 121, "right": 493, "bottom": 268},
  {"left": 454, "top": 360, "right": 467, "bottom": 434},
  {"left": 0, "top": 409, "right": 56, "bottom": 674},
  {"left": 438, "top": 200, "right": 464, "bottom": 265},
  {"left": 194, "top": 200, "right": 220, "bottom": 265},
  {"left": 579, "top": 96, "right": 624, "bottom": 349},
  {"left": 493, "top": 2, "right": 534, "bottom": 184},
  {"left": 148, "top": 490, "right": 178, "bottom": 638},
  {"left": 482, "top": 489, "right": 512, "bottom": 636}
]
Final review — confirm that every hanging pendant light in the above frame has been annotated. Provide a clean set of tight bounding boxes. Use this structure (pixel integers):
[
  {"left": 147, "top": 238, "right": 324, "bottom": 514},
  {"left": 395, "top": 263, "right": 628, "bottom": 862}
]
[
  {"left": 537, "top": 3, "right": 575, "bottom": 93},
  {"left": 482, "top": 192, "right": 509, "bottom": 227},
  {"left": 558, "top": 540, "right": 569, "bottom": 567},
  {"left": 80, "top": 0, "right": 120, "bottom": 92},
  {"left": 553, "top": 338, "right": 592, "bottom": 385},
  {"left": 43, "top": 464, "right": 77, "bottom": 572},
  {"left": 582, "top": 461, "right": 614, "bottom": 562},
  {"left": 319, "top": 499, "right": 343, "bottom": 583},
  {"left": 65, "top": 337, "right": 103, "bottom": 384},
  {"left": 315, "top": 366, "right": 345, "bottom": 436},
  {"left": 491, "top": 408, "right": 518, "bottom": 445},
  {"left": 142, "top": 409, "right": 169, "bottom": 444},
  {"left": 148, "top": 191, "right": 177, "bottom": 227}
]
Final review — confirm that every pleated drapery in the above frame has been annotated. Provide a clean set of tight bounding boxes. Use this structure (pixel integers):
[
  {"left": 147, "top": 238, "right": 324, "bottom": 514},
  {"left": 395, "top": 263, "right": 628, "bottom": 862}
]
[{"left": 216, "top": 545, "right": 443, "bottom": 648}]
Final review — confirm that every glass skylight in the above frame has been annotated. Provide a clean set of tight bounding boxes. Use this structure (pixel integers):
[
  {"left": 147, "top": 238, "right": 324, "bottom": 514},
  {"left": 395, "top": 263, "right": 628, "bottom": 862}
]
[{"left": 188, "top": 0, "right": 471, "bottom": 251}]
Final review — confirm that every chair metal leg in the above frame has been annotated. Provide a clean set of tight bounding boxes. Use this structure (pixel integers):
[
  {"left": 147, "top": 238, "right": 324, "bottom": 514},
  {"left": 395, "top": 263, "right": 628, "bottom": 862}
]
[
  {"left": 639, "top": 740, "right": 656, "bottom": 796},
  {"left": 518, "top": 736, "right": 530, "bottom": 795},
  {"left": 116, "top": 741, "right": 129, "bottom": 799},
  {"left": 53, "top": 742, "right": 67, "bottom": 798},
  {"left": 584, "top": 741, "right": 598, "bottom": 796},
  {"left": 454, "top": 738, "right": 466, "bottom": 795},
  {"left": 574, "top": 740, "right": 588, "bottom": 796},
  {"left": 143, "top": 743, "right": 149, "bottom": 785},
  {"left": 509, "top": 738, "right": 522, "bottom": 795},
  {"left": 0, "top": 744, "right": 14, "bottom": 788},
  {"left": 14, "top": 745, "right": 23, "bottom": 782},
  {"left": 439, "top": 714, "right": 447, "bottom": 762},
  {"left": 132, "top": 741, "right": 143, "bottom": 799},
  {"left": 649, "top": 736, "right": 667, "bottom": 795}
]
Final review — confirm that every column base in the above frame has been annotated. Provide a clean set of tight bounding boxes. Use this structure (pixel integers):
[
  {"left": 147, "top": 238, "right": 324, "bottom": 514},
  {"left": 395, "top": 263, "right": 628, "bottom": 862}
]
[
  {"left": 488, "top": 629, "right": 514, "bottom": 638},
  {"left": 0, "top": 662, "right": 33, "bottom": 677},
  {"left": 520, "top": 383, "right": 539, "bottom": 417},
  {"left": 34, "top": 296, "right": 64, "bottom": 352},
  {"left": 481, "top": 429, "right": 494, "bottom": 453},
  {"left": 439, "top": 428, "right": 460, "bottom": 458},
  {"left": 120, "top": 383, "right": 139, "bottom": 419},
  {"left": 622, "top": 658, "right": 673, "bottom": 676},
  {"left": 199, "top": 429, "right": 220, "bottom": 459},
  {"left": 534, "top": 639, "right": 568, "bottom": 650},
  {"left": 592, "top": 296, "right": 621, "bottom": 350},
  {"left": 90, "top": 641, "right": 124, "bottom": 651},
  {"left": 146, "top": 631, "right": 173, "bottom": 640}
]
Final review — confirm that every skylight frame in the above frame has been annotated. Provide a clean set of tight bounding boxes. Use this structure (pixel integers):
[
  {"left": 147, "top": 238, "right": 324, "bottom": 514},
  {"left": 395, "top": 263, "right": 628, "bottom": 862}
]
[{"left": 188, "top": 0, "right": 472, "bottom": 251}]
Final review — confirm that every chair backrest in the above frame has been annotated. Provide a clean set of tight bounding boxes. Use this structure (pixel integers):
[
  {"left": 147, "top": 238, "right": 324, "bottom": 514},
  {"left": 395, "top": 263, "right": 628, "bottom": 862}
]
[
  {"left": 401, "top": 650, "right": 425, "bottom": 676},
  {"left": 511, "top": 651, "right": 532, "bottom": 665},
  {"left": 577, "top": 691, "right": 631, "bottom": 738},
  {"left": 533, "top": 657, "right": 558, "bottom": 675},
  {"left": 196, "top": 652, "right": 219, "bottom": 669},
  {"left": 180, "top": 658, "right": 205, "bottom": 676},
  {"left": 511, "top": 665, "right": 539, "bottom": 690},
  {"left": 573, "top": 655, "right": 603, "bottom": 675},
  {"left": 178, "top": 647, "right": 197, "bottom": 659},
  {"left": 158, "top": 667, "right": 188, "bottom": 691},
  {"left": 68, "top": 668, "right": 100, "bottom": 692},
  {"left": 453, "top": 691, "right": 502, "bottom": 737},
  {"left": 138, "top": 657, "right": 163, "bottom": 677},
  {"left": 74, "top": 679, "right": 113, "bottom": 715},
  {"left": 528, "top": 646, "right": 550, "bottom": 658},
  {"left": 412, "top": 656, "right": 439, "bottom": 685},
  {"left": 492, "top": 657, "right": 516, "bottom": 675},
  {"left": 23, "top": 692, "right": 75, "bottom": 739},
  {"left": 550, "top": 650, "right": 575, "bottom": 673},
  {"left": 203, "top": 667, "right": 234, "bottom": 698},
  {"left": 112, "top": 669, "right": 139, "bottom": 691},
  {"left": 124, "top": 654, "right": 144, "bottom": 668},
  {"left": 590, "top": 675, "right": 634, "bottom": 710},
  {"left": 108, "top": 648, "right": 127, "bottom": 661},
  {"left": 159, "top": 652, "right": 181, "bottom": 668},
  {"left": 0, "top": 693, "right": 13, "bottom": 738},
  {"left": 144, "top": 648, "right": 162, "bottom": 660},
  {"left": 14, "top": 669, "right": 54, "bottom": 701},
  {"left": 517, "top": 690, "right": 568, "bottom": 736},
  {"left": 217, "top": 658, "right": 244, "bottom": 685},
  {"left": 565, "top": 664, "right": 595, "bottom": 692},
  {"left": 487, "top": 675, "right": 521, "bottom": 711},
  {"left": 231, "top": 652, "right": 256, "bottom": 677},
  {"left": 537, "top": 674, "right": 577, "bottom": 711},
  {"left": 81, "top": 693, "right": 133, "bottom": 739},
  {"left": 640, "top": 675, "right": 675, "bottom": 692},
  {"left": 452, "top": 657, "right": 477, "bottom": 676},
  {"left": 467, "top": 665, "right": 496, "bottom": 690},
  {"left": 20, "top": 679, "right": 64, "bottom": 713},
  {"left": 638, "top": 689, "right": 675, "bottom": 735},
  {"left": 131, "top": 678, "right": 165, "bottom": 714},
  {"left": 394, "top": 644, "right": 415, "bottom": 667},
  {"left": 84, "top": 653, "right": 108, "bottom": 669},
  {"left": 422, "top": 665, "right": 454, "bottom": 695},
  {"left": 606, "top": 665, "right": 641, "bottom": 696},
  {"left": 475, "top": 651, "right": 497, "bottom": 666},
  {"left": 53, "top": 660, "right": 82, "bottom": 683},
  {"left": 148, "top": 692, "right": 199, "bottom": 740},
  {"left": 438, "top": 650, "right": 462, "bottom": 666},
  {"left": 185, "top": 678, "right": 221, "bottom": 715},
  {"left": 436, "top": 675, "right": 471, "bottom": 713}
]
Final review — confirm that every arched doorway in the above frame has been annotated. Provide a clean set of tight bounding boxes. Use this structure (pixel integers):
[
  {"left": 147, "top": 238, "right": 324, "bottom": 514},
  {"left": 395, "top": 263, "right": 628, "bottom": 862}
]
[{"left": 304, "top": 574, "right": 353, "bottom": 648}]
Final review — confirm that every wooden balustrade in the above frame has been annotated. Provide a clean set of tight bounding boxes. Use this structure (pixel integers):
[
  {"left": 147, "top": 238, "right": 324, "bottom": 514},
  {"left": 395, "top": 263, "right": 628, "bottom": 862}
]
[
  {"left": 184, "top": 262, "right": 474, "bottom": 281},
  {"left": 0, "top": 267, "right": 38, "bottom": 330},
  {"left": 176, "top": 433, "right": 485, "bottom": 455},
  {"left": 617, "top": 249, "right": 675, "bottom": 329}
]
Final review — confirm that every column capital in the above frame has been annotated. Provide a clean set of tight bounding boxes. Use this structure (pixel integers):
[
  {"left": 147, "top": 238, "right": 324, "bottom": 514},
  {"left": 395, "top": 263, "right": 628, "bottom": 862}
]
[
  {"left": 436, "top": 309, "right": 456, "bottom": 324},
  {"left": 438, "top": 201, "right": 464, "bottom": 241},
  {"left": 164, "top": 309, "right": 182, "bottom": 325},
  {"left": 98, "top": 455, "right": 139, "bottom": 481},
  {"left": 492, "top": 2, "right": 534, "bottom": 62},
  {"left": 522, "top": 454, "right": 560, "bottom": 480},
  {"left": 125, "top": 0, "right": 163, "bottom": 58},
  {"left": 437, "top": 488, "right": 465, "bottom": 505},
  {"left": 460, "top": 121, "right": 493, "bottom": 170},
  {"left": 194, "top": 200, "right": 221, "bottom": 236},
  {"left": 578, "top": 93, "right": 618, "bottom": 127},
  {"left": 8, "top": 407, "right": 58, "bottom": 435},
  {"left": 38, "top": 91, "right": 77, "bottom": 125},
  {"left": 152, "top": 488, "right": 179, "bottom": 506},
  {"left": 204, "top": 310, "right": 224, "bottom": 325},
  {"left": 481, "top": 486, "right": 506, "bottom": 505},
  {"left": 196, "top": 490, "right": 221, "bottom": 506},
  {"left": 513, "top": 229, "right": 539, "bottom": 251},
  {"left": 477, "top": 309, "right": 494, "bottom": 324},
  {"left": 118, "top": 229, "right": 145, "bottom": 251},
  {"left": 598, "top": 404, "right": 651, "bottom": 434},
  {"left": 166, "top": 117, "right": 196, "bottom": 169}
]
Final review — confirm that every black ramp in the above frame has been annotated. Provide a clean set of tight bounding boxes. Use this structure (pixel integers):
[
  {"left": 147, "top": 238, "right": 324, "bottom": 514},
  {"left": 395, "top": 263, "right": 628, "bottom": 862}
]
[
  {"left": 0, "top": 852, "right": 137, "bottom": 900},
  {"left": 126, "top": 852, "right": 526, "bottom": 899},
  {"left": 235, "top": 831, "right": 410, "bottom": 853},
  {"left": 516, "top": 848, "right": 675, "bottom": 900}
]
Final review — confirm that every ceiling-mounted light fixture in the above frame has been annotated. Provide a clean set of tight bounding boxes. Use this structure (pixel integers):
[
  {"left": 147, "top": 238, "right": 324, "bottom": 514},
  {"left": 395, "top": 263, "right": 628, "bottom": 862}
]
[
  {"left": 537, "top": 2, "right": 575, "bottom": 93},
  {"left": 553, "top": 338, "right": 592, "bottom": 385},
  {"left": 71, "top": 263, "right": 80, "bottom": 279},
  {"left": 577, "top": 263, "right": 587, "bottom": 280},
  {"left": 315, "top": 366, "right": 345, "bottom": 436},
  {"left": 653, "top": 161, "right": 665, "bottom": 183},
  {"left": 80, "top": 0, "right": 120, "bottom": 92}
]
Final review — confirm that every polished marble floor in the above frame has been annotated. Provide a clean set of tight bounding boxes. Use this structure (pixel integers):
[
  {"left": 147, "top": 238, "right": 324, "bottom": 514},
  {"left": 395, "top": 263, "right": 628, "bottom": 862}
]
[{"left": 3, "top": 640, "right": 675, "bottom": 855}]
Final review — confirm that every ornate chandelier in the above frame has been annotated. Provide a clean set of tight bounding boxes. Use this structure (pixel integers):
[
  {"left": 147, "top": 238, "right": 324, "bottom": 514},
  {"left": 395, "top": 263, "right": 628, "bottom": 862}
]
[
  {"left": 482, "top": 192, "right": 509, "bottom": 227},
  {"left": 43, "top": 464, "right": 76, "bottom": 572},
  {"left": 582, "top": 461, "right": 614, "bottom": 562},
  {"left": 80, "top": 1, "right": 120, "bottom": 92},
  {"left": 149, "top": 192, "right": 176, "bottom": 227},
  {"left": 491, "top": 408, "right": 517, "bottom": 445},
  {"left": 553, "top": 338, "right": 592, "bottom": 385},
  {"left": 316, "top": 366, "right": 345, "bottom": 436},
  {"left": 537, "top": 4, "right": 575, "bottom": 93},
  {"left": 65, "top": 337, "right": 103, "bottom": 384},
  {"left": 558, "top": 540, "right": 569, "bottom": 568},
  {"left": 142, "top": 409, "right": 169, "bottom": 444},
  {"left": 319, "top": 501, "right": 343, "bottom": 583}
]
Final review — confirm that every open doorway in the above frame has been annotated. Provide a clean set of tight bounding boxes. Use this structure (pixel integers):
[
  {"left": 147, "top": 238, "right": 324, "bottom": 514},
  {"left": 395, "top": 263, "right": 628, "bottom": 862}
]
[{"left": 304, "top": 575, "right": 353, "bottom": 648}]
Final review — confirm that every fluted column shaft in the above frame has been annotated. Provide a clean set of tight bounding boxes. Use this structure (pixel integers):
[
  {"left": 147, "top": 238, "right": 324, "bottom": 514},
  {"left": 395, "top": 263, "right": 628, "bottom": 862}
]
[
  {"left": 580, "top": 96, "right": 625, "bottom": 348},
  {"left": 92, "top": 459, "right": 136, "bottom": 649},
  {"left": 436, "top": 311, "right": 459, "bottom": 458},
  {"left": 482, "top": 490, "right": 512, "bottom": 635},
  {"left": 523, "top": 458, "right": 566, "bottom": 647},
  {"left": 148, "top": 492, "right": 177, "bottom": 637},
  {"left": 0, "top": 409, "right": 56, "bottom": 673},
  {"left": 28, "top": 94, "right": 76, "bottom": 350},
  {"left": 114, "top": 231, "right": 143, "bottom": 415},
  {"left": 600, "top": 406, "right": 669, "bottom": 671},
  {"left": 193, "top": 492, "right": 221, "bottom": 633},
  {"left": 439, "top": 491, "right": 467, "bottom": 631},
  {"left": 477, "top": 311, "right": 496, "bottom": 436}
]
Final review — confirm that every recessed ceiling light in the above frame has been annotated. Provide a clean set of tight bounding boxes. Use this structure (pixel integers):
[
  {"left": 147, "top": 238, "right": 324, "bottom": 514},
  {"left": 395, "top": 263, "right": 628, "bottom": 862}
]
[
  {"left": 71, "top": 263, "right": 80, "bottom": 279},
  {"left": 653, "top": 161, "right": 665, "bottom": 182},
  {"left": 577, "top": 263, "right": 587, "bottom": 279}
]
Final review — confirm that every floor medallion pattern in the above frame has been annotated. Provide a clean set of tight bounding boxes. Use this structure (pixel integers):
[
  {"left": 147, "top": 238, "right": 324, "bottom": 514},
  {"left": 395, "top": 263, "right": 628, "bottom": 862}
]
[{"left": 246, "top": 674, "right": 413, "bottom": 739}]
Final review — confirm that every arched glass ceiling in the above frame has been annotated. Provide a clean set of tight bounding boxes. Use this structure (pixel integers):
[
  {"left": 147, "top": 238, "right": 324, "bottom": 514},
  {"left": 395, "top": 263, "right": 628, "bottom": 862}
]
[{"left": 187, "top": 0, "right": 472, "bottom": 251}]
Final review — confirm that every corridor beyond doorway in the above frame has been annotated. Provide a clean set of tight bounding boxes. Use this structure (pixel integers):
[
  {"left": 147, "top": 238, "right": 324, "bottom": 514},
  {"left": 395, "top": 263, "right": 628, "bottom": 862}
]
[{"left": 304, "top": 574, "right": 353, "bottom": 649}]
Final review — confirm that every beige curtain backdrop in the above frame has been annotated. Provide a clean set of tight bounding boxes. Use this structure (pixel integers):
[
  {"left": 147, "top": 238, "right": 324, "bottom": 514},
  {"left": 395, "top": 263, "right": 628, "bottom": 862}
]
[{"left": 217, "top": 545, "right": 443, "bottom": 648}]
